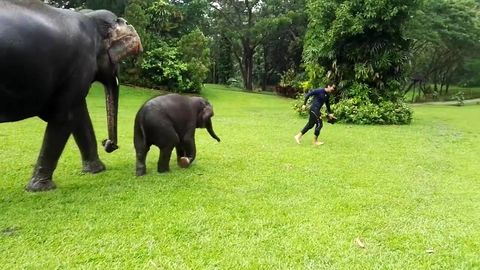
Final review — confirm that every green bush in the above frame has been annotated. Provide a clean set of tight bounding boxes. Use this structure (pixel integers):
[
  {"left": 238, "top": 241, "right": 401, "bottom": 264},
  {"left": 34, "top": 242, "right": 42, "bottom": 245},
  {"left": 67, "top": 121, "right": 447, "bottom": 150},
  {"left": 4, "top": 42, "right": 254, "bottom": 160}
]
[
  {"left": 292, "top": 82, "right": 412, "bottom": 124},
  {"left": 452, "top": 91, "right": 465, "bottom": 106},
  {"left": 141, "top": 34, "right": 210, "bottom": 93},
  {"left": 276, "top": 85, "right": 303, "bottom": 98},
  {"left": 333, "top": 98, "right": 413, "bottom": 125},
  {"left": 292, "top": 92, "right": 312, "bottom": 118},
  {"left": 226, "top": 77, "right": 244, "bottom": 88},
  {"left": 277, "top": 69, "right": 307, "bottom": 98},
  {"left": 141, "top": 42, "right": 189, "bottom": 91},
  {"left": 177, "top": 29, "right": 210, "bottom": 93}
]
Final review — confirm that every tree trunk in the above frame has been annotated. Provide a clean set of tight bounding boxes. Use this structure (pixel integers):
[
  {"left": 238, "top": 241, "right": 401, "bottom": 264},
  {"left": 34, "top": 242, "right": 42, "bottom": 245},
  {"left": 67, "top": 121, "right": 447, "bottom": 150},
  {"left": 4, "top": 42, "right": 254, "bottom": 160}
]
[
  {"left": 210, "top": 60, "right": 217, "bottom": 84},
  {"left": 445, "top": 76, "right": 451, "bottom": 94},
  {"left": 242, "top": 39, "right": 254, "bottom": 90},
  {"left": 411, "top": 85, "right": 415, "bottom": 103},
  {"left": 262, "top": 45, "right": 268, "bottom": 91}
]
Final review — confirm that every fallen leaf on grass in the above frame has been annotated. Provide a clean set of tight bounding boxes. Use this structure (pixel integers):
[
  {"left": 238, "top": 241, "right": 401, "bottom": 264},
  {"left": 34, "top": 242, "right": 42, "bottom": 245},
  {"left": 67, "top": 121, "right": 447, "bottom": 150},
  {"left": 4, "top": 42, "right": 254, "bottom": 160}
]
[
  {"left": 355, "top": 237, "right": 366, "bottom": 248},
  {"left": 1, "top": 226, "right": 20, "bottom": 236},
  {"left": 284, "top": 163, "right": 294, "bottom": 170}
]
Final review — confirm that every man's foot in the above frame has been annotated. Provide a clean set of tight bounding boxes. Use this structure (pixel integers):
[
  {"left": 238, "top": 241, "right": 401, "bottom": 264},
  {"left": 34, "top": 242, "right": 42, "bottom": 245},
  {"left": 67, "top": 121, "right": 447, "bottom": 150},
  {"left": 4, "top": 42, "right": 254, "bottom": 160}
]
[
  {"left": 314, "top": 141, "right": 324, "bottom": 146},
  {"left": 294, "top": 134, "right": 302, "bottom": 144}
]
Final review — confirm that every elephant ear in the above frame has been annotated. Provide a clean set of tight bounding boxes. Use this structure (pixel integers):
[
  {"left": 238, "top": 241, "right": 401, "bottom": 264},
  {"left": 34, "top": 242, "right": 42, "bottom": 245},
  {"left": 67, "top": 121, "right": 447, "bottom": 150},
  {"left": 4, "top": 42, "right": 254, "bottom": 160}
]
[
  {"left": 197, "top": 100, "right": 213, "bottom": 128},
  {"left": 86, "top": 10, "right": 143, "bottom": 64}
]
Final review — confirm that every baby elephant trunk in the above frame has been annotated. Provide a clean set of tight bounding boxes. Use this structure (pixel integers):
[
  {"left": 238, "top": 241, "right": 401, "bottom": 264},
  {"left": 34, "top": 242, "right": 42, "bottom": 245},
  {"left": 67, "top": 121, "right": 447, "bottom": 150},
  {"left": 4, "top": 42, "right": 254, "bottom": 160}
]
[{"left": 206, "top": 119, "right": 220, "bottom": 142}]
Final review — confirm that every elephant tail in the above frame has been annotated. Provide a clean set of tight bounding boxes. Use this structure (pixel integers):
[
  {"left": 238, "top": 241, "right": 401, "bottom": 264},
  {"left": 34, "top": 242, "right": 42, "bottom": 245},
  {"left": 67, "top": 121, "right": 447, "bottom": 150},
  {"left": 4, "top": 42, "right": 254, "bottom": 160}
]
[{"left": 134, "top": 109, "right": 148, "bottom": 148}]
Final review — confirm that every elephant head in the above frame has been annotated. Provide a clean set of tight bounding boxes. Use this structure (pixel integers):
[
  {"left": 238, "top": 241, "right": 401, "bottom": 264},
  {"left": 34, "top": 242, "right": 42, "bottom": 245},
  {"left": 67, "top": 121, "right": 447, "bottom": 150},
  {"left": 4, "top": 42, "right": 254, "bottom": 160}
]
[
  {"left": 85, "top": 10, "right": 143, "bottom": 153},
  {"left": 195, "top": 98, "right": 221, "bottom": 142}
]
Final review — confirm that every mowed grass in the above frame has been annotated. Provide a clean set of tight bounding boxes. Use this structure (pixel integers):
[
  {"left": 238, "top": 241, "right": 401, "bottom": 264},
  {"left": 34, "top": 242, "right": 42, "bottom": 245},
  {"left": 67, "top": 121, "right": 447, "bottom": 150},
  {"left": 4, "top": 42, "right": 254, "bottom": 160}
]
[{"left": 1, "top": 83, "right": 479, "bottom": 269}]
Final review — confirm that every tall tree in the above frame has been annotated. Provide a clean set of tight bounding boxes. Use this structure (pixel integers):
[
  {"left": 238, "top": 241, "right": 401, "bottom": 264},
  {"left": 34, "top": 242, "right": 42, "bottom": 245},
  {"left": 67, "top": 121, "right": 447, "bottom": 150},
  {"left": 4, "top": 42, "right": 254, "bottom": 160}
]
[
  {"left": 304, "top": 0, "right": 418, "bottom": 102},
  {"left": 406, "top": 0, "right": 480, "bottom": 94},
  {"left": 209, "top": 0, "right": 264, "bottom": 90},
  {"left": 209, "top": 0, "right": 307, "bottom": 90},
  {"left": 209, "top": 36, "right": 234, "bottom": 84},
  {"left": 257, "top": 0, "right": 308, "bottom": 90},
  {"left": 140, "top": 0, "right": 211, "bottom": 92}
]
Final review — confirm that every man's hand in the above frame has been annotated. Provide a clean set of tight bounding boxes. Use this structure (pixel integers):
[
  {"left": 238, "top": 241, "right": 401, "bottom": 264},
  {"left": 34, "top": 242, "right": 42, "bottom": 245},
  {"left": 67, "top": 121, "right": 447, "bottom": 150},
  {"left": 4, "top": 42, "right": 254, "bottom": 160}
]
[
  {"left": 327, "top": 114, "right": 337, "bottom": 124},
  {"left": 301, "top": 104, "right": 306, "bottom": 110}
]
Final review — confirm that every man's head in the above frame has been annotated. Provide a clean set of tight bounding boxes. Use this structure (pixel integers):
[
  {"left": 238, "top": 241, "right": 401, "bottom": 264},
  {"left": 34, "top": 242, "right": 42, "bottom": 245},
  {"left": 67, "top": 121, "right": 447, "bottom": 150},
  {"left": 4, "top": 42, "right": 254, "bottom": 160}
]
[{"left": 325, "top": 83, "right": 336, "bottom": 93}]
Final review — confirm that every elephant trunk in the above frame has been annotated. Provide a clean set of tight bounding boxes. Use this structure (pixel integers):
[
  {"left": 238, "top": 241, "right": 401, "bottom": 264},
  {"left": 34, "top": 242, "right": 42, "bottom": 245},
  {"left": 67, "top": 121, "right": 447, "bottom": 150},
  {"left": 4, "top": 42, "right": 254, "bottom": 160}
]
[
  {"left": 206, "top": 118, "right": 220, "bottom": 142},
  {"left": 102, "top": 81, "right": 119, "bottom": 153}
]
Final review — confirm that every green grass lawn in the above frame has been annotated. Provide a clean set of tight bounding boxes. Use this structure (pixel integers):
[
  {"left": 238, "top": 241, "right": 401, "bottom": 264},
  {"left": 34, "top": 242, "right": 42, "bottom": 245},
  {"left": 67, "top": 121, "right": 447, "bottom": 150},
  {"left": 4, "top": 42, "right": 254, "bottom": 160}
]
[{"left": 1, "top": 84, "right": 479, "bottom": 269}]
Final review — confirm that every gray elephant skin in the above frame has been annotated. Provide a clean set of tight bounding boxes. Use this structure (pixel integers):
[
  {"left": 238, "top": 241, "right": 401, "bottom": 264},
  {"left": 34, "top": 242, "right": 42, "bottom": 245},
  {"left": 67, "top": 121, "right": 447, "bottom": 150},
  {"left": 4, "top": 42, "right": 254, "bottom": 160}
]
[
  {"left": 134, "top": 94, "right": 221, "bottom": 175},
  {"left": 0, "top": 1, "right": 142, "bottom": 191}
]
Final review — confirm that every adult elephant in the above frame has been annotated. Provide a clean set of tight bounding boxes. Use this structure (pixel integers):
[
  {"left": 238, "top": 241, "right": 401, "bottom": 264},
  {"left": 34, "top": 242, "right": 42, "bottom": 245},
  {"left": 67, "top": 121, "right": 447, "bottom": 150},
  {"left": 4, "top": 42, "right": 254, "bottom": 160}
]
[
  {"left": 0, "top": 1, "right": 142, "bottom": 191},
  {"left": 134, "top": 94, "right": 221, "bottom": 175}
]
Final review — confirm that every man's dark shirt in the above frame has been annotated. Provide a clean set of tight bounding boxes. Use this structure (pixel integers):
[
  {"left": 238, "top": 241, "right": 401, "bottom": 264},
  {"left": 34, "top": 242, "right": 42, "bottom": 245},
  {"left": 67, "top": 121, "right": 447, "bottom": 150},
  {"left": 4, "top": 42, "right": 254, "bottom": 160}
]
[{"left": 303, "top": 88, "right": 332, "bottom": 115}]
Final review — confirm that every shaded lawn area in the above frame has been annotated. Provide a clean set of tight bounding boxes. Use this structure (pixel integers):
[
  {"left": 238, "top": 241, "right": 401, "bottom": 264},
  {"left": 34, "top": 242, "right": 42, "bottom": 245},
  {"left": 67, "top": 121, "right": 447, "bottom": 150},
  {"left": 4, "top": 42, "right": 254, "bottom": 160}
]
[
  {"left": 405, "top": 85, "right": 480, "bottom": 103},
  {"left": 1, "top": 84, "right": 479, "bottom": 268}
]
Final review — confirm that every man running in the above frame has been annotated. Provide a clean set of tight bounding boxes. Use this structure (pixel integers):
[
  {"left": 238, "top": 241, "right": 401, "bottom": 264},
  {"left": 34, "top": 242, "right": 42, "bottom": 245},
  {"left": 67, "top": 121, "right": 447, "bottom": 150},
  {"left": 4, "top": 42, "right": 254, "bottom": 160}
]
[{"left": 294, "top": 83, "right": 336, "bottom": 145}]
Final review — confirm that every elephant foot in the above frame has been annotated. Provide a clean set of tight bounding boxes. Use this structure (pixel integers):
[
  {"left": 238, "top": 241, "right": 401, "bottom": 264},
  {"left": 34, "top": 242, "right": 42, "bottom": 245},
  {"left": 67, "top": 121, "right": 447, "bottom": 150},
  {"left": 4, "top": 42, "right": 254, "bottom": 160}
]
[
  {"left": 178, "top": 157, "right": 190, "bottom": 168},
  {"left": 157, "top": 166, "right": 170, "bottom": 173},
  {"left": 25, "top": 177, "right": 56, "bottom": 192},
  {"left": 136, "top": 167, "right": 146, "bottom": 176},
  {"left": 82, "top": 159, "right": 106, "bottom": 174}
]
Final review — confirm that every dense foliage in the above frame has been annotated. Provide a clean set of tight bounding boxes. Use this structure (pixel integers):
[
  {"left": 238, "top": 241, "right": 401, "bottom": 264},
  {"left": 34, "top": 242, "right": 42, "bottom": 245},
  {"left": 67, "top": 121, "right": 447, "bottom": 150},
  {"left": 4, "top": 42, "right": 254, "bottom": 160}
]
[
  {"left": 124, "top": 0, "right": 210, "bottom": 93},
  {"left": 332, "top": 87, "right": 413, "bottom": 124},
  {"left": 304, "top": 0, "right": 417, "bottom": 97},
  {"left": 405, "top": 0, "right": 480, "bottom": 98},
  {"left": 43, "top": 0, "right": 480, "bottom": 122},
  {"left": 302, "top": 0, "right": 417, "bottom": 124},
  {"left": 292, "top": 83, "right": 413, "bottom": 124},
  {"left": 209, "top": 0, "right": 307, "bottom": 90}
]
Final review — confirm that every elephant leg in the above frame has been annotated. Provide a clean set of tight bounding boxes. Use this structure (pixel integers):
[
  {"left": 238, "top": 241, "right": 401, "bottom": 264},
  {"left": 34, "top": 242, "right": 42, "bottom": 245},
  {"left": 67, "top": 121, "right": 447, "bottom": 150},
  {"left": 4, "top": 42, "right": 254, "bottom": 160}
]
[
  {"left": 148, "top": 125, "right": 178, "bottom": 173},
  {"left": 26, "top": 120, "right": 72, "bottom": 192},
  {"left": 157, "top": 146, "right": 174, "bottom": 173},
  {"left": 134, "top": 134, "right": 150, "bottom": 176},
  {"left": 71, "top": 101, "right": 105, "bottom": 174},
  {"left": 175, "top": 145, "right": 189, "bottom": 168},
  {"left": 135, "top": 147, "right": 149, "bottom": 176},
  {"left": 179, "top": 132, "right": 196, "bottom": 167}
]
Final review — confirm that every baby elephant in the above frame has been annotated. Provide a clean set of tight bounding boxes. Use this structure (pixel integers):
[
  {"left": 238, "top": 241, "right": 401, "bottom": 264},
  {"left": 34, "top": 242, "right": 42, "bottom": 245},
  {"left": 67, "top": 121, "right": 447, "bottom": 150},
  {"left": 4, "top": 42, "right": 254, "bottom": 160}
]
[{"left": 134, "top": 93, "right": 221, "bottom": 175}]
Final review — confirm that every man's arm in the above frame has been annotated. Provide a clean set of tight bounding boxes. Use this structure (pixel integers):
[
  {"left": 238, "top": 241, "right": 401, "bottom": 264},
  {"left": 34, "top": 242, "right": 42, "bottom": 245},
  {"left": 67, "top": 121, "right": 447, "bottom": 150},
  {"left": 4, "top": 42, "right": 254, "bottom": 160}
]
[
  {"left": 303, "top": 89, "right": 321, "bottom": 105},
  {"left": 303, "top": 91, "right": 313, "bottom": 105},
  {"left": 325, "top": 94, "right": 333, "bottom": 114}
]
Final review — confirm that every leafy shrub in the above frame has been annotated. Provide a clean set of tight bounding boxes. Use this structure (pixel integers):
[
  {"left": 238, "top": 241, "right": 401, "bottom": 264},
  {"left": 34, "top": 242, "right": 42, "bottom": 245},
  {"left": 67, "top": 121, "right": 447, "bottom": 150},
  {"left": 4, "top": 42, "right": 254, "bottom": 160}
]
[
  {"left": 226, "top": 77, "right": 243, "bottom": 89},
  {"left": 141, "top": 32, "right": 210, "bottom": 93},
  {"left": 452, "top": 91, "right": 465, "bottom": 106},
  {"left": 177, "top": 29, "right": 210, "bottom": 93},
  {"left": 292, "top": 92, "right": 311, "bottom": 118},
  {"left": 293, "top": 81, "right": 413, "bottom": 124},
  {"left": 276, "top": 85, "right": 303, "bottom": 98},
  {"left": 277, "top": 69, "right": 306, "bottom": 98},
  {"left": 141, "top": 42, "right": 188, "bottom": 91},
  {"left": 333, "top": 98, "right": 413, "bottom": 125}
]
